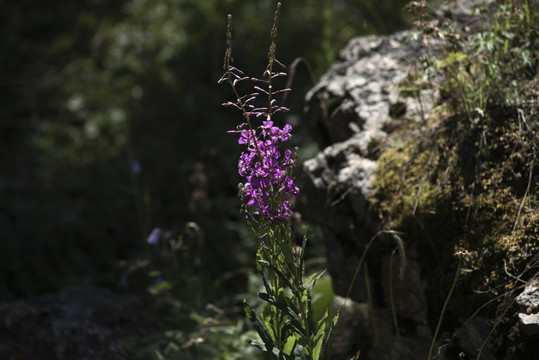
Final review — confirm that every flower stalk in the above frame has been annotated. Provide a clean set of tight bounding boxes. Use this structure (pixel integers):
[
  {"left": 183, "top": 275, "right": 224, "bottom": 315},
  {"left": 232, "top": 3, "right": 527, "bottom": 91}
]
[{"left": 219, "top": 3, "right": 339, "bottom": 359}]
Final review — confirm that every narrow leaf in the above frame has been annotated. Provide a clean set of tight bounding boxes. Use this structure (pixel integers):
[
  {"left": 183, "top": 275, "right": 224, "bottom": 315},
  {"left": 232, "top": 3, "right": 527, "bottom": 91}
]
[
  {"left": 258, "top": 292, "right": 305, "bottom": 337},
  {"left": 312, "top": 308, "right": 329, "bottom": 360},
  {"left": 320, "top": 311, "right": 340, "bottom": 360},
  {"left": 282, "top": 334, "right": 297, "bottom": 355},
  {"left": 303, "top": 270, "right": 325, "bottom": 291},
  {"left": 243, "top": 300, "right": 276, "bottom": 352}
]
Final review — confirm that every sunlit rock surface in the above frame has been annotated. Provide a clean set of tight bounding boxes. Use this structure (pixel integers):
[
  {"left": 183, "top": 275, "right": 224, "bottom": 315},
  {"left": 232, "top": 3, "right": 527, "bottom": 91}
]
[{"left": 302, "top": 28, "right": 436, "bottom": 360}]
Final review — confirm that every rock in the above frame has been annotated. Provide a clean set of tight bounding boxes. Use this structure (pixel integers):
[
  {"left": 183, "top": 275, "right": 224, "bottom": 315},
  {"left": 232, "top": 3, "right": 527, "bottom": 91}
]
[
  {"left": 300, "top": 1, "right": 512, "bottom": 358},
  {"left": 330, "top": 296, "right": 431, "bottom": 360},
  {"left": 304, "top": 31, "right": 433, "bottom": 151},
  {"left": 438, "top": 317, "right": 496, "bottom": 360},
  {"left": 301, "top": 17, "right": 439, "bottom": 360},
  {"left": 516, "top": 281, "right": 539, "bottom": 337},
  {"left": 380, "top": 252, "right": 428, "bottom": 325},
  {"left": 302, "top": 26, "right": 435, "bottom": 305},
  {"left": 330, "top": 296, "right": 371, "bottom": 359},
  {"left": 0, "top": 286, "right": 156, "bottom": 360}
]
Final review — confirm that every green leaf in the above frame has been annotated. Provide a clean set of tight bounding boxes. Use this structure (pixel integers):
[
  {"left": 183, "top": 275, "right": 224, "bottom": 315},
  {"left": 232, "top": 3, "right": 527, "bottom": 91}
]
[
  {"left": 303, "top": 272, "right": 318, "bottom": 287},
  {"left": 283, "top": 334, "right": 297, "bottom": 355},
  {"left": 256, "top": 248, "right": 265, "bottom": 271},
  {"left": 312, "top": 308, "right": 328, "bottom": 360},
  {"left": 252, "top": 340, "right": 296, "bottom": 360},
  {"left": 305, "top": 270, "right": 326, "bottom": 292},
  {"left": 267, "top": 262, "right": 295, "bottom": 292},
  {"left": 436, "top": 51, "right": 468, "bottom": 69},
  {"left": 243, "top": 300, "right": 276, "bottom": 353},
  {"left": 282, "top": 321, "right": 305, "bottom": 344},
  {"left": 249, "top": 340, "right": 267, "bottom": 352},
  {"left": 313, "top": 323, "right": 326, "bottom": 360},
  {"left": 272, "top": 347, "right": 293, "bottom": 360},
  {"left": 257, "top": 259, "right": 271, "bottom": 266},
  {"left": 320, "top": 311, "right": 340, "bottom": 360},
  {"left": 258, "top": 292, "right": 305, "bottom": 338}
]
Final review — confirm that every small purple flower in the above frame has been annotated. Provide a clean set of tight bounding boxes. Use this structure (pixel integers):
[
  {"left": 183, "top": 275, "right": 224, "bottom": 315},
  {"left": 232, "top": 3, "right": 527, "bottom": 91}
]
[
  {"left": 238, "top": 129, "right": 253, "bottom": 145},
  {"left": 146, "top": 228, "right": 160, "bottom": 245},
  {"left": 233, "top": 115, "right": 298, "bottom": 223},
  {"left": 131, "top": 160, "right": 142, "bottom": 174}
]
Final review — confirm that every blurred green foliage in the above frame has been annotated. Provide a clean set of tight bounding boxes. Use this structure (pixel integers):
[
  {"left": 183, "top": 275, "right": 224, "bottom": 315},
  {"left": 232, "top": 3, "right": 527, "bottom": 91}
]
[{"left": 0, "top": 0, "right": 411, "bottom": 300}]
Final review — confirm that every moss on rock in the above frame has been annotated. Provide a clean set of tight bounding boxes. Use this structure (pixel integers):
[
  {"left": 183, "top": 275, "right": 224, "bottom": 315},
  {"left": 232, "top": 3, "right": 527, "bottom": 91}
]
[{"left": 370, "top": 103, "right": 538, "bottom": 340}]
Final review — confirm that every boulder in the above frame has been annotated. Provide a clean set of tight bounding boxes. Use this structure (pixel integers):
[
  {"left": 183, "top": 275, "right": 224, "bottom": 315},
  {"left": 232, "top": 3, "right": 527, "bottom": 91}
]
[
  {"left": 301, "top": 26, "right": 437, "bottom": 360},
  {"left": 0, "top": 286, "right": 156, "bottom": 360},
  {"left": 299, "top": 1, "right": 537, "bottom": 359},
  {"left": 302, "top": 28, "right": 435, "bottom": 301},
  {"left": 516, "top": 281, "right": 539, "bottom": 337}
]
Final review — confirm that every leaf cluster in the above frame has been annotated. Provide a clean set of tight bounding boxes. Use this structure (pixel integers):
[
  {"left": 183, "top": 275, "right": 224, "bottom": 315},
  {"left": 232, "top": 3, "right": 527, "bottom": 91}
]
[{"left": 244, "top": 230, "right": 339, "bottom": 360}]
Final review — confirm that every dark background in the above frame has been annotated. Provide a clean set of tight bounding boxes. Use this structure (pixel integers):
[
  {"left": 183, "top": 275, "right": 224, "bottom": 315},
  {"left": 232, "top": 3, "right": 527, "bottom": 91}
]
[{"left": 0, "top": 0, "right": 412, "bottom": 301}]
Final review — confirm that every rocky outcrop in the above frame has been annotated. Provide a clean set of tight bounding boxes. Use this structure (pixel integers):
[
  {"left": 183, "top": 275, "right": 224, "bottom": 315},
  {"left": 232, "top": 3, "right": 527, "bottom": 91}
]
[
  {"left": 300, "top": 1, "right": 537, "bottom": 359},
  {"left": 516, "top": 282, "right": 539, "bottom": 337},
  {"left": 302, "top": 28, "right": 434, "bottom": 300},
  {"left": 300, "top": 18, "right": 442, "bottom": 358},
  {"left": 302, "top": 28, "right": 435, "bottom": 360}
]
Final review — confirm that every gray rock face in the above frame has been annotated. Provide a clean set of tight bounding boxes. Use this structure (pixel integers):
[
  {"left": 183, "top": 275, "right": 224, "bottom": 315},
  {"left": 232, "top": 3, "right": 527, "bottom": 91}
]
[
  {"left": 302, "top": 28, "right": 436, "bottom": 300},
  {"left": 438, "top": 317, "right": 496, "bottom": 360},
  {"left": 302, "top": 28, "right": 438, "bottom": 303},
  {"left": 304, "top": 32, "right": 433, "bottom": 151},
  {"left": 331, "top": 296, "right": 432, "bottom": 360},
  {"left": 301, "top": 29, "right": 435, "bottom": 360},
  {"left": 516, "top": 282, "right": 539, "bottom": 336}
]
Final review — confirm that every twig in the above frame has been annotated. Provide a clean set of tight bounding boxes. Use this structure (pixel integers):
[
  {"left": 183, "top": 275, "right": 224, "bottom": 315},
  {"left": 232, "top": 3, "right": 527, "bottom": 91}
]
[
  {"left": 413, "top": 145, "right": 437, "bottom": 215},
  {"left": 511, "top": 150, "right": 535, "bottom": 235},
  {"left": 428, "top": 260, "right": 460, "bottom": 360}
]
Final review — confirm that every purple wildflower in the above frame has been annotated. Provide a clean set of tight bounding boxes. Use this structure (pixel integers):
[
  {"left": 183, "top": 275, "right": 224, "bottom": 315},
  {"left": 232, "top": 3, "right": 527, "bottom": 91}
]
[
  {"left": 220, "top": 6, "right": 298, "bottom": 224},
  {"left": 233, "top": 117, "right": 299, "bottom": 223},
  {"left": 146, "top": 228, "right": 160, "bottom": 245}
]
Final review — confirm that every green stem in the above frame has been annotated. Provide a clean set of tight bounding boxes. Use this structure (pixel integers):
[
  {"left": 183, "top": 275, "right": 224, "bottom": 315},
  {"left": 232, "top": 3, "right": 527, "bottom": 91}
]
[
  {"left": 427, "top": 260, "right": 461, "bottom": 360},
  {"left": 389, "top": 249, "right": 401, "bottom": 339},
  {"left": 364, "top": 264, "right": 378, "bottom": 344}
]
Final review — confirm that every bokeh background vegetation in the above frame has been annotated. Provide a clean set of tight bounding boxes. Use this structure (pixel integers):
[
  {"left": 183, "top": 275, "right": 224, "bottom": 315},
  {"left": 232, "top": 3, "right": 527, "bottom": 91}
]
[{"left": 0, "top": 0, "right": 412, "bottom": 301}]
